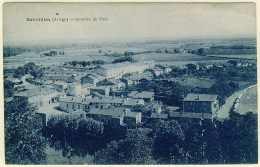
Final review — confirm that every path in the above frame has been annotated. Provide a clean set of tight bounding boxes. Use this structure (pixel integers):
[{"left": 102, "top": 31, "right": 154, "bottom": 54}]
[{"left": 216, "top": 84, "right": 257, "bottom": 119}]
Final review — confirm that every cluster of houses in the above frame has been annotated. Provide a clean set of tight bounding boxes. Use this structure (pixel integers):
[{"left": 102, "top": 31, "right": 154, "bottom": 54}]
[{"left": 6, "top": 60, "right": 225, "bottom": 129}]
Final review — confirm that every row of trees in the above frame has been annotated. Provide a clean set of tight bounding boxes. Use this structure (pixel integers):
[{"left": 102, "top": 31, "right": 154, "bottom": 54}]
[
  {"left": 65, "top": 60, "right": 105, "bottom": 67},
  {"left": 112, "top": 56, "right": 136, "bottom": 64},
  {"left": 5, "top": 98, "right": 257, "bottom": 164},
  {"left": 94, "top": 112, "right": 257, "bottom": 164},
  {"left": 13, "top": 62, "right": 45, "bottom": 79}
]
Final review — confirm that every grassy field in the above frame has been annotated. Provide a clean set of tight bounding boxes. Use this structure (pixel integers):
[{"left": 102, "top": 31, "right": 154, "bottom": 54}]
[{"left": 133, "top": 53, "right": 228, "bottom": 63}]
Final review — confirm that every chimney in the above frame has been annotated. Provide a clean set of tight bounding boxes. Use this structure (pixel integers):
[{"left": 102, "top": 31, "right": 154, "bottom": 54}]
[{"left": 196, "top": 95, "right": 200, "bottom": 100}]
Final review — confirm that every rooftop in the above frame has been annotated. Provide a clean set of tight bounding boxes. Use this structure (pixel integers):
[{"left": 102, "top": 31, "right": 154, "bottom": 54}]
[
  {"left": 88, "top": 107, "right": 126, "bottom": 118},
  {"left": 150, "top": 113, "right": 168, "bottom": 119},
  {"left": 128, "top": 91, "right": 154, "bottom": 99},
  {"left": 170, "top": 111, "right": 212, "bottom": 120},
  {"left": 86, "top": 96, "right": 124, "bottom": 104},
  {"left": 125, "top": 111, "right": 140, "bottom": 118},
  {"left": 183, "top": 93, "right": 218, "bottom": 102},
  {"left": 14, "top": 87, "right": 58, "bottom": 97},
  {"left": 124, "top": 98, "right": 143, "bottom": 106},
  {"left": 60, "top": 96, "right": 86, "bottom": 103}
]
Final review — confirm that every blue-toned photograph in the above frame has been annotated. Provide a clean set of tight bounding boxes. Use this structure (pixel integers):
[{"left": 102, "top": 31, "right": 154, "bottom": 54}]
[{"left": 3, "top": 2, "right": 257, "bottom": 165}]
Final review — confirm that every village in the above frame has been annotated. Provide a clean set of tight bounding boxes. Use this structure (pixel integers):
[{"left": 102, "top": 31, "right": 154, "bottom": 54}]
[{"left": 4, "top": 54, "right": 256, "bottom": 131}]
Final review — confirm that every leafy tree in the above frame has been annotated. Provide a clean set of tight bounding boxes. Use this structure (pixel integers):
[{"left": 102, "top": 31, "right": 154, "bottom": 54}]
[
  {"left": 227, "top": 60, "right": 237, "bottom": 66},
  {"left": 219, "top": 111, "right": 258, "bottom": 164},
  {"left": 112, "top": 56, "right": 136, "bottom": 64},
  {"left": 197, "top": 48, "right": 204, "bottom": 55},
  {"left": 5, "top": 99, "right": 47, "bottom": 164},
  {"left": 14, "top": 66, "right": 26, "bottom": 78},
  {"left": 30, "top": 69, "right": 44, "bottom": 79},
  {"left": 152, "top": 120, "right": 185, "bottom": 164},
  {"left": 94, "top": 128, "right": 155, "bottom": 164},
  {"left": 185, "top": 63, "right": 197, "bottom": 71},
  {"left": 4, "top": 80, "right": 14, "bottom": 98},
  {"left": 45, "top": 115, "right": 104, "bottom": 157}
]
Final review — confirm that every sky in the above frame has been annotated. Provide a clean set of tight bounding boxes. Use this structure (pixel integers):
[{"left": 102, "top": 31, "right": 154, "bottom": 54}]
[{"left": 3, "top": 2, "right": 256, "bottom": 43}]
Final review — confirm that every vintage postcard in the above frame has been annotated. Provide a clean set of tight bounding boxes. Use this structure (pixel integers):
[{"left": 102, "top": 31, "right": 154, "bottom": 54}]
[{"left": 1, "top": 1, "right": 258, "bottom": 166}]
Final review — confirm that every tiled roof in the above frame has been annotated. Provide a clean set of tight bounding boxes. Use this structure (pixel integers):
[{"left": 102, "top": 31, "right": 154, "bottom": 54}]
[
  {"left": 88, "top": 96, "right": 124, "bottom": 104},
  {"left": 125, "top": 111, "right": 140, "bottom": 118},
  {"left": 150, "top": 113, "right": 168, "bottom": 119},
  {"left": 183, "top": 93, "right": 218, "bottom": 102},
  {"left": 14, "top": 88, "right": 58, "bottom": 97},
  {"left": 124, "top": 98, "right": 143, "bottom": 106},
  {"left": 60, "top": 96, "right": 85, "bottom": 103},
  {"left": 170, "top": 111, "right": 212, "bottom": 119},
  {"left": 128, "top": 91, "right": 154, "bottom": 99},
  {"left": 88, "top": 107, "right": 125, "bottom": 118}
]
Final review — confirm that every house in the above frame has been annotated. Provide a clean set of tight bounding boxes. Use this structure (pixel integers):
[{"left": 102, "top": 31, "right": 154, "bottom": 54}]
[
  {"left": 96, "top": 79, "right": 125, "bottom": 90},
  {"left": 123, "top": 71, "right": 153, "bottom": 86},
  {"left": 123, "top": 111, "right": 142, "bottom": 127},
  {"left": 89, "top": 86, "right": 110, "bottom": 96},
  {"left": 183, "top": 93, "right": 219, "bottom": 115},
  {"left": 87, "top": 107, "right": 142, "bottom": 128},
  {"left": 86, "top": 96, "right": 124, "bottom": 110},
  {"left": 53, "top": 81, "right": 67, "bottom": 92},
  {"left": 95, "top": 61, "right": 154, "bottom": 79},
  {"left": 59, "top": 96, "right": 86, "bottom": 111},
  {"left": 156, "top": 64, "right": 172, "bottom": 73},
  {"left": 153, "top": 67, "right": 164, "bottom": 76},
  {"left": 81, "top": 74, "right": 104, "bottom": 86},
  {"left": 13, "top": 87, "right": 59, "bottom": 107},
  {"left": 128, "top": 91, "right": 154, "bottom": 102},
  {"left": 198, "top": 62, "right": 214, "bottom": 70},
  {"left": 123, "top": 98, "right": 145, "bottom": 107},
  {"left": 145, "top": 102, "right": 163, "bottom": 114}
]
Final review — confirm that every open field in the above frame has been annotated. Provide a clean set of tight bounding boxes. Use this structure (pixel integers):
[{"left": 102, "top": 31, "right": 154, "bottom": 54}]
[{"left": 209, "top": 54, "right": 256, "bottom": 60}]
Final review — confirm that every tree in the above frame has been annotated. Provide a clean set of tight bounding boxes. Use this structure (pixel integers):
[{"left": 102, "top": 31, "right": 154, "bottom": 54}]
[
  {"left": 4, "top": 80, "right": 14, "bottom": 98},
  {"left": 185, "top": 63, "right": 197, "bottom": 71},
  {"left": 5, "top": 99, "right": 47, "bottom": 164},
  {"left": 227, "top": 60, "right": 237, "bottom": 66},
  {"left": 45, "top": 115, "right": 104, "bottom": 157},
  {"left": 30, "top": 69, "right": 44, "bottom": 79},
  {"left": 14, "top": 66, "right": 26, "bottom": 78},
  {"left": 152, "top": 120, "right": 185, "bottom": 164},
  {"left": 198, "top": 48, "right": 205, "bottom": 55},
  {"left": 219, "top": 111, "right": 258, "bottom": 164},
  {"left": 94, "top": 128, "right": 155, "bottom": 164}
]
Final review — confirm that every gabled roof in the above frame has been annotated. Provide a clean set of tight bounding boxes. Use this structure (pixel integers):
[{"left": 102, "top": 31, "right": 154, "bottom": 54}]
[
  {"left": 88, "top": 107, "right": 126, "bottom": 118},
  {"left": 14, "top": 87, "right": 58, "bottom": 97},
  {"left": 183, "top": 93, "right": 218, "bottom": 102},
  {"left": 60, "top": 96, "right": 85, "bottom": 103},
  {"left": 128, "top": 91, "right": 154, "bottom": 99},
  {"left": 124, "top": 98, "right": 144, "bottom": 106},
  {"left": 150, "top": 113, "right": 168, "bottom": 119},
  {"left": 170, "top": 112, "right": 212, "bottom": 119},
  {"left": 88, "top": 96, "right": 124, "bottom": 104},
  {"left": 125, "top": 111, "right": 140, "bottom": 118}
]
